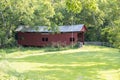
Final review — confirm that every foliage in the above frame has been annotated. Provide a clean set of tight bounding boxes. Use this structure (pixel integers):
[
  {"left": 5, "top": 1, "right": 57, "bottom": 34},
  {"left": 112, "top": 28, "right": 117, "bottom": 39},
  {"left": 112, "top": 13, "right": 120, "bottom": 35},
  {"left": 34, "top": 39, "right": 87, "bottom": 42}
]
[
  {"left": 0, "top": 0, "right": 55, "bottom": 47},
  {"left": 0, "top": 0, "right": 120, "bottom": 48},
  {"left": 65, "top": 0, "right": 82, "bottom": 13}
]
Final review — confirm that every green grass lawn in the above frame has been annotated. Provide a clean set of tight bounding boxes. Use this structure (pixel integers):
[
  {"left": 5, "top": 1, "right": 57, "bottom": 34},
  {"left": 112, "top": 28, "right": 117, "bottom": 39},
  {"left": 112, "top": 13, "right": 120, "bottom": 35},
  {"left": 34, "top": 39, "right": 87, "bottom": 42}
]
[{"left": 0, "top": 45, "right": 120, "bottom": 80}]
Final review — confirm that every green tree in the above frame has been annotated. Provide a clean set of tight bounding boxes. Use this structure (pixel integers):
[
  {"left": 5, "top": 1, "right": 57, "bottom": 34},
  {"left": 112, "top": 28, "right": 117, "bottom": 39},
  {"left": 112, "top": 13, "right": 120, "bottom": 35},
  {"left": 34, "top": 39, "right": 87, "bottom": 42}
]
[
  {"left": 0, "top": 0, "right": 119, "bottom": 48},
  {"left": 100, "top": 0, "right": 120, "bottom": 48},
  {"left": 0, "top": 0, "right": 55, "bottom": 47}
]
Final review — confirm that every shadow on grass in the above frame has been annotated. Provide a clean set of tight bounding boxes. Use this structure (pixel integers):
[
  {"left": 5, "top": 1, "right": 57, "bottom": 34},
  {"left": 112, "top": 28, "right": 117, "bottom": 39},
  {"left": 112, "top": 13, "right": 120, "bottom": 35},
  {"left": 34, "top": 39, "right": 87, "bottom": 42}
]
[
  {"left": 0, "top": 46, "right": 78, "bottom": 55},
  {"left": 0, "top": 47, "right": 44, "bottom": 54}
]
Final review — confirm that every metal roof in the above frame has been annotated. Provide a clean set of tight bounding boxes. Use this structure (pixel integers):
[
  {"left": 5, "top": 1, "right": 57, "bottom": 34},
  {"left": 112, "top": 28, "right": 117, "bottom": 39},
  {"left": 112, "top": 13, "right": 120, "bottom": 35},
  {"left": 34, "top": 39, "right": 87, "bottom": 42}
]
[{"left": 15, "top": 24, "right": 86, "bottom": 32}]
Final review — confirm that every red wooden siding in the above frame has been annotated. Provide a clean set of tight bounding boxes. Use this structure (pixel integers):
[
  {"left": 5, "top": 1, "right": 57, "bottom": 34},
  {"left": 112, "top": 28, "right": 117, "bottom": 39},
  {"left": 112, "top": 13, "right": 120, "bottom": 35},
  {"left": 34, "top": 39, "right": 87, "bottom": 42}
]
[
  {"left": 16, "top": 24, "right": 87, "bottom": 46},
  {"left": 17, "top": 32, "right": 80, "bottom": 46}
]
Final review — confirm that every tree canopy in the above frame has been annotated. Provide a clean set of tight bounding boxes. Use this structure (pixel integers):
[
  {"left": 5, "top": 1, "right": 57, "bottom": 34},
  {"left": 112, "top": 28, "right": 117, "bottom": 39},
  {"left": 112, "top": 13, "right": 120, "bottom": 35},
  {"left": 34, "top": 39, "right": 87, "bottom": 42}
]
[{"left": 0, "top": 0, "right": 120, "bottom": 48}]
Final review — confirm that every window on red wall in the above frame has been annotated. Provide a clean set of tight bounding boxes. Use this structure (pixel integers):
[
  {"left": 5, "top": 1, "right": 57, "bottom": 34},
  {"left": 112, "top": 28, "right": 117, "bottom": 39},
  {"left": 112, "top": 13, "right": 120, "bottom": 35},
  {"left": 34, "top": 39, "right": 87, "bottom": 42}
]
[
  {"left": 42, "top": 38, "right": 45, "bottom": 41},
  {"left": 70, "top": 37, "right": 75, "bottom": 42},
  {"left": 42, "top": 38, "right": 48, "bottom": 42},
  {"left": 45, "top": 38, "right": 48, "bottom": 41}
]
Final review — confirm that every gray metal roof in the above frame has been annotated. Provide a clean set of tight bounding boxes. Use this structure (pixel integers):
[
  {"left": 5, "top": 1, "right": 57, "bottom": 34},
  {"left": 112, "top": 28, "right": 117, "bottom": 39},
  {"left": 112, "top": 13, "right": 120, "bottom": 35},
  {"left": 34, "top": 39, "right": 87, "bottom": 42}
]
[{"left": 15, "top": 24, "right": 86, "bottom": 32}]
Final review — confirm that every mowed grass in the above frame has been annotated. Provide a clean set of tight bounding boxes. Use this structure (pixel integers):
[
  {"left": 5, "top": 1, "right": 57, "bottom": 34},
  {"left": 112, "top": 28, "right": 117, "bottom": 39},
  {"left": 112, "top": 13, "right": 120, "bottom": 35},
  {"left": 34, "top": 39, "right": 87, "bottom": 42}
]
[{"left": 0, "top": 45, "right": 120, "bottom": 80}]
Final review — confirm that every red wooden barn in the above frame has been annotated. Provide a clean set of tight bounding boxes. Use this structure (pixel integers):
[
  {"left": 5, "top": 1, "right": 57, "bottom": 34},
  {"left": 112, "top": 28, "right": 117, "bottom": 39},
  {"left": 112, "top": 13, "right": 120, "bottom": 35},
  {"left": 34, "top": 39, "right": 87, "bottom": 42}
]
[{"left": 15, "top": 24, "right": 87, "bottom": 46}]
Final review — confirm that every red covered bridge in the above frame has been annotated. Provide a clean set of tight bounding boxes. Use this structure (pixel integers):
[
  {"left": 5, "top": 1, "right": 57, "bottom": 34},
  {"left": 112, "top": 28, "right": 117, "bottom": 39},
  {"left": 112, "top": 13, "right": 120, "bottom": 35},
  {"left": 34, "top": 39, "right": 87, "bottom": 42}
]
[{"left": 15, "top": 24, "right": 87, "bottom": 47}]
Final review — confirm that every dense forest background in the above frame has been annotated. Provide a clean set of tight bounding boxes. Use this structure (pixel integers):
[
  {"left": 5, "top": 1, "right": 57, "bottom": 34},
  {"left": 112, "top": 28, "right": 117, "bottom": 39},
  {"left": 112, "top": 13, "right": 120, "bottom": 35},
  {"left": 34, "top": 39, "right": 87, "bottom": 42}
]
[{"left": 0, "top": 0, "right": 120, "bottom": 48}]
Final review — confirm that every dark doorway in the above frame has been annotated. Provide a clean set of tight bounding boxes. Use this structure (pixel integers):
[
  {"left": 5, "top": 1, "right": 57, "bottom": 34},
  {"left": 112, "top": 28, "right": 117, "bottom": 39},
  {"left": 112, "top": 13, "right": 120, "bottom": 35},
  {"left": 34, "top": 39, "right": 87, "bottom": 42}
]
[
  {"left": 77, "top": 32, "right": 84, "bottom": 44},
  {"left": 77, "top": 32, "right": 82, "bottom": 42}
]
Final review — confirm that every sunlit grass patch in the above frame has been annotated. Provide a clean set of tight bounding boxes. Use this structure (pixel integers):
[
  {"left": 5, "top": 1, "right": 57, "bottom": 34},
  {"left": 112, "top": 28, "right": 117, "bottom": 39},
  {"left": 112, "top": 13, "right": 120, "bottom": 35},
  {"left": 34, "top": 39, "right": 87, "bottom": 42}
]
[
  {"left": 0, "top": 45, "right": 120, "bottom": 80},
  {"left": 99, "top": 69, "right": 120, "bottom": 80}
]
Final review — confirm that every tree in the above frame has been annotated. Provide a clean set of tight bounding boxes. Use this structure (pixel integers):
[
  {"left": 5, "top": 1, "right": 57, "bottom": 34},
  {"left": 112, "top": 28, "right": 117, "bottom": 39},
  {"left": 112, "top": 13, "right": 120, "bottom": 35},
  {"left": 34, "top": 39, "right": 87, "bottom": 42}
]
[
  {"left": 100, "top": 0, "right": 120, "bottom": 48},
  {"left": 0, "top": 0, "right": 120, "bottom": 48},
  {"left": 0, "top": 0, "right": 55, "bottom": 47}
]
